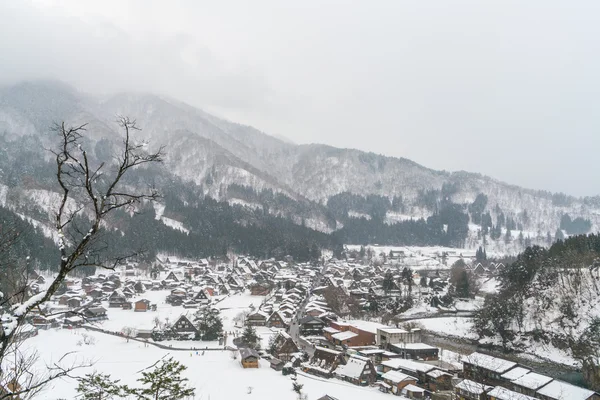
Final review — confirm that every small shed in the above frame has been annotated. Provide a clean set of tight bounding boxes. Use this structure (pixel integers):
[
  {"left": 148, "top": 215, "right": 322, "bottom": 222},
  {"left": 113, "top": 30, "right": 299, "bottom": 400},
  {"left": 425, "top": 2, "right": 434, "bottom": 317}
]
[
  {"left": 270, "top": 358, "right": 284, "bottom": 371},
  {"left": 240, "top": 348, "right": 260, "bottom": 368},
  {"left": 401, "top": 384, "right": 426, "bottom": 399},
  {"left": 134, "top": 299, "right": 151, "bottom": 312}
]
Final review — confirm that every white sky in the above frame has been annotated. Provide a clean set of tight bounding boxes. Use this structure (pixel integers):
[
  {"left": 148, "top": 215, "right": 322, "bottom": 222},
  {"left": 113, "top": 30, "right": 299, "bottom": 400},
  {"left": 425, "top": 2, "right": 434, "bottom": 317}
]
[{"left": 0, "top": 0, "right": 598, "bottom": 196}]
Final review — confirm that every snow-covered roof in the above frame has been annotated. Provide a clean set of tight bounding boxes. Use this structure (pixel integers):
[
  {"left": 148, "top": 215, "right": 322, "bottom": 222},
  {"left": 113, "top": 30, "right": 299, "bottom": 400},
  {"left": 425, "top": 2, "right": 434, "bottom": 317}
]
[
  {"left": 463, "top": 352, "right": 516, "bottom": 373},
  {"left": 334, "top": 357, "right": 367, "bottom": 379},
  {"left": 345, "top": 320, "right": 386, "bottom": 334},
  {"left": 358, "top": 349, "right": 385, "bottom": 355},
  {"left": 323, "top": 327, "right": 340, "bottom": 334},
  {"left": 331, "top": 331, "right": 358, "bottom": 341},
  {"left": 455, "top": 379, "right": 493, "bottom": 395},
  {"left": 402, "top": 384, "right": 425, "bottom": 393},
  {"left": 536, "top": 379, "right": 596, "bottom": 400},
  {"left": 501, "top": 366, "right": 531, "bottom": 381},
  {"left": 381, "top": 358, "right": 435, "bottom": 373},
  {"left": 392, "top": 342, "right": 437, "bottom": 350},
  {"left": 426, "top": 369, "right": 451, "bottom": 379},
  {"left": 378, "top": 327, "right": 408, "bottom": 334},
  {"left": 487, "top": 387, "right": 538, "bottom": 400},
  {"left": 381, "top": 370, "right": 416, "bottom": 384},
  {"left": 512, "top": 372, "right": 553, "bottom": 390},
  {"left": 314, "top": 346, "right": 342, "bottom": 355}
]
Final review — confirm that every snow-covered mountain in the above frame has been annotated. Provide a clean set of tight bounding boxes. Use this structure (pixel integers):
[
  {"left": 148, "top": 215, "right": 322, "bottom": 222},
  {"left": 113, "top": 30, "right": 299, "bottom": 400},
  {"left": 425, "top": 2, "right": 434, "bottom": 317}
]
[{"left": 1, "top": 80, "right": 599, "bottom": 247}]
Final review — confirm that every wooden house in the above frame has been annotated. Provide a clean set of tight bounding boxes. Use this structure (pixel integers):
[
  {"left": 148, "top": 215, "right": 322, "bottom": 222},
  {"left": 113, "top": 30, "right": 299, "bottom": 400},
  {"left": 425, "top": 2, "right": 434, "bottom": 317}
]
[
  {"left": 535, "top": 379, "right": 600, "bottom": 400},
  {"left": 271, "top": 331, "right": 299, "bottom": 362},
  {"left": 266, "top": 311, "right": 288, "bottom": 329},
  {"left": 32, "top": 315, "right": 60, "bottom": 330},
  {"left": 171, "top": 315, "right": 198, "bottom": 340},
  {"left": 487, "top": 386, "right": 538, "bottom": 400},
  {"left": 82, "top": 306, "right": 108, "bottom": 321},
  {"left": 246, "top": 311, "right": 268, "bottom": 327},
  {"left": 511, "top": 372, "right": 553, "bottom": 398},
  {"left": 67, "top": 297, "right": 82, "bottom": 309},
  {"left": 462, "top": 352, "right": 517, "bottom": 386},
  {"left": 401, "top": 384, "right": 426, "bottom": 399},
  {"left": 239, "top": 348, "right": 260, "bottom": 368},
  {"left": 194, "top": 290, "right": 210, "bottom": 305},
  {"left": 425, "top": 369, "right": 453, "bottom": 391},
  {"left": 454, "top": 379, "right": 493, "bottom": 400},
  {"left": 334, "top": 355, "right": 377, "bottom": 386},
  {"left": 270, "top": 358, "right": 284, "bottom": 371},
  {"left": 134, "top": 299, "right": 151, "bottom": 312},
  {"left": 298, "top": 316, "right": 325, "bottom": 336},
  {"left": 108, "top": 290, "right": 127, "bottom": 308},
  {"left": 389, "top": 342, "right": 439, "bottom": 361},
  {"left": 382, "top": 370, "right": 418, "bottom": 395}
]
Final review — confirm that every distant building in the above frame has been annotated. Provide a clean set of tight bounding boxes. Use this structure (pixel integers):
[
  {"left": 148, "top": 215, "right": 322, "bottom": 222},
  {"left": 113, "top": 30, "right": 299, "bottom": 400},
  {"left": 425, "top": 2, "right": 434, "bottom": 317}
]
[
  {"left": 376, "top": 327, "right": 421, "bottom": 348},
  {"left": 462, "top": 352, "right": 517, "bottom": 386}
]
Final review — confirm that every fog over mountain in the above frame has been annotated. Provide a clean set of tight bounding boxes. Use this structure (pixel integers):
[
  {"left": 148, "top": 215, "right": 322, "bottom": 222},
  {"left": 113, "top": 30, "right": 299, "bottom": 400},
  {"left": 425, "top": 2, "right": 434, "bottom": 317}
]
[
  {"left": 1, "top": 81, "right": 599, "bottom": 254},
  {"left": 1, "top": 1, "right": 599, "bottom": 196}
]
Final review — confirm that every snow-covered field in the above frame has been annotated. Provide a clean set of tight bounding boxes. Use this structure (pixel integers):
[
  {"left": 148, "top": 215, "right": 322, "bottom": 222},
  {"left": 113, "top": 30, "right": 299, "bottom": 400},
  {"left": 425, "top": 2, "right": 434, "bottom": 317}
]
[
  {"left": 19, "top": 288, "right": 395, "bottom": 399},
  {"left": 88, "top": 290, "right": 266, "bottom": 348},
  {"left": 24, "top": 329, "right": 392, "bottom": 400},
  {"left": 414, "top": 317, "right": 478, "bottom": 340},
  {"left": 345, "top": 245, "right": 475, "bottom": 270}
]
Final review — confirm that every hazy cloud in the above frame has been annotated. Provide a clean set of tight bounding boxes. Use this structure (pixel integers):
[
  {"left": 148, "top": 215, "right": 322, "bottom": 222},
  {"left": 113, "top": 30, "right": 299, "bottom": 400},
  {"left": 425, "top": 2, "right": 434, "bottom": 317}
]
[{"left": 0, "top": 0, "right": 598, "bottom": 196}]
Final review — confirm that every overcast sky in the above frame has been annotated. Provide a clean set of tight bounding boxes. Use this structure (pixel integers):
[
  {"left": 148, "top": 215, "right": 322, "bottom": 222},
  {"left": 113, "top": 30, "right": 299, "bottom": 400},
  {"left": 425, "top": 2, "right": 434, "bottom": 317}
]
[{"left": 1, "top": 1, "right": 598, "bottom": 196}]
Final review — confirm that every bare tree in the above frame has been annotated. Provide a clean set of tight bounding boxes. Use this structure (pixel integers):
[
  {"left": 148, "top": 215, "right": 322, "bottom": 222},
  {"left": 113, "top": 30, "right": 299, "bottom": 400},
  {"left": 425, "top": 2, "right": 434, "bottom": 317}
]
[
  {"left": 0, "top": 117, "right": 164, "bottom": 399},
  {"left": 122, "top": 327, "right": 136, "bottom": 343}
]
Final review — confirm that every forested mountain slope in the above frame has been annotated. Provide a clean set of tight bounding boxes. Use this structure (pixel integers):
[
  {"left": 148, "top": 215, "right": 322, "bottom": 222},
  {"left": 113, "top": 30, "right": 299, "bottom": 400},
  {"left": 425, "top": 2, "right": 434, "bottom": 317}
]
[{"left": 0, "top": 81, "right": 598, "bottom": 258}]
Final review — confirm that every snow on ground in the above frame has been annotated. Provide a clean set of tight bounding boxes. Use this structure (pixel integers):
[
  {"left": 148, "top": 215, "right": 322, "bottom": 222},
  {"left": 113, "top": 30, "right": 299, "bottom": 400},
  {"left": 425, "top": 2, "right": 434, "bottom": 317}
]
[
  {"left": 454, "top": 298, "right": 483, "bottom": 311},
  {"left": 479, "top": 277, "right": 500, "bottom": 294},
  {"left": 228, "top": 198, "right": 262, "bottom": 210},
  {"left": 89, "top": 290, "right": 266, "bottom": 348},
  {"left": 160, "top": 216, "right": 190, "bottom": 234},
  {"left": 0, "top": 183, "right": 7, "bottom": 206},
  {"left": 92, "top": 290, "right": 183, "bottom": 333},
  {"left": 345, "top": 245, "right": 478, "bottom": 270},
  {"left": 414, "top": 317, "right": 477, "bottom": 340},
  {"left": 438, "top": 348, "right": 466, "bottom": 370},
  {"left": 22, "top": 329, "right": 394, "bottom": 400},
  {"left": 153, "top": 202, "right": 165, "bottom": 220},
  {"left": 516, "top": 338, "right": 579, "bottom": 367}
]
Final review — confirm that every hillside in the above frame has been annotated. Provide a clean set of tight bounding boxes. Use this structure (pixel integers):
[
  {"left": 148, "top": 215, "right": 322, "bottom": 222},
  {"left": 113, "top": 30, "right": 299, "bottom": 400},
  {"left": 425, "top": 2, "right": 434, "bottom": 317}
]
[
  {"left": 0, "top": 80, "right": 599, "bottom": 256},
  {"left": 473, "top": 235, "right": 600, "bottom": 389}
]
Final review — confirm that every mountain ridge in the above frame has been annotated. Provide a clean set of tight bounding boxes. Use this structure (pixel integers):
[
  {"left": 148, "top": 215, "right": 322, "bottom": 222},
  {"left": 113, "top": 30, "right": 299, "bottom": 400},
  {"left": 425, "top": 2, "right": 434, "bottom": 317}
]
[{"left": 0, "top": 80, "right": 598, "bottom": 253}]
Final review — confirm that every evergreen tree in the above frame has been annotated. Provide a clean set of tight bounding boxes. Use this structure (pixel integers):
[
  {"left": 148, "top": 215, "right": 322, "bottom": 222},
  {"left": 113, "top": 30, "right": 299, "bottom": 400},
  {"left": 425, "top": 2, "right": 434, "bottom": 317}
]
[
  {"left": 455, "top": 270, "right": 470, "bottom": 298},
  {"left": 368, "top": 297, "right": 379, "bottom": 313},
  {"left": 194, "top": 307, "right": 223, "bottom": 341},
  {"left": 518, "top": 231, "right": 524, "bottom": 246},
  {"left": 241, "top": 325, "right": 260, "bottom": 349},
  {"left": 76, "top": 372, "right": 126, "bottom": 400},
  {"left": 504, "top": 228, "right": 512, "bottom": 244},
  {"left": 476, "top": 246, "right": 487, "bottom": 261},
  {"left": 127, "top": 357, "right": 195, "bottom": 400},
  {"left": 292, "top": 381, "right": 304, "bottom": 394},
  {"left": 382, "top": 271, "right": 394, "bottom": 293}
]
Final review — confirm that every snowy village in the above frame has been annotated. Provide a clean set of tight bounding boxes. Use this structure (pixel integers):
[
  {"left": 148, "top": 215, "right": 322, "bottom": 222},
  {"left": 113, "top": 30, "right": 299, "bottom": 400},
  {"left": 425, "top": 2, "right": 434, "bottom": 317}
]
[{"left": 3, "top": 245, "right": 595, "bottom": 400}]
